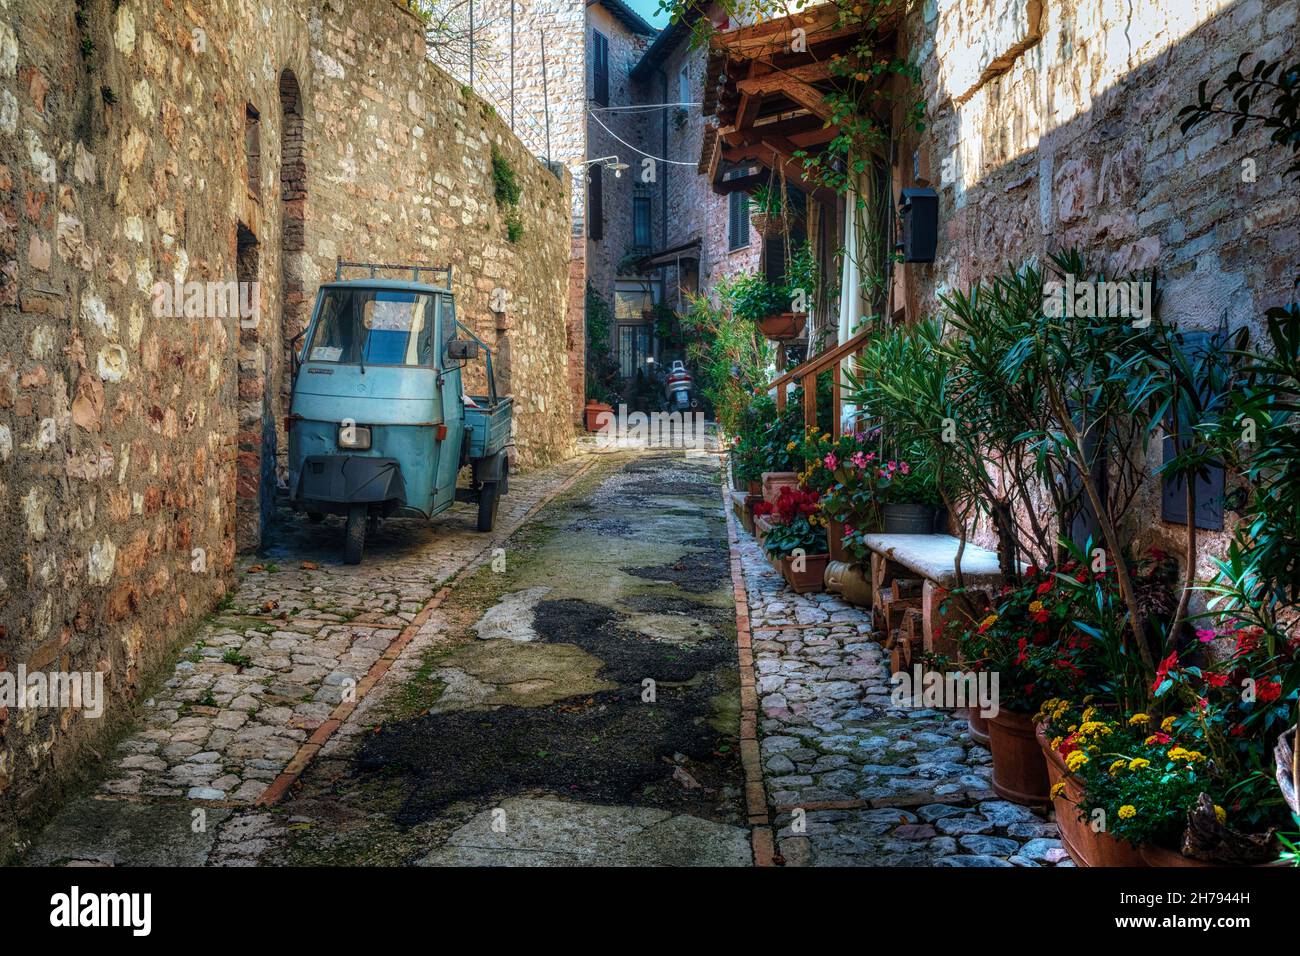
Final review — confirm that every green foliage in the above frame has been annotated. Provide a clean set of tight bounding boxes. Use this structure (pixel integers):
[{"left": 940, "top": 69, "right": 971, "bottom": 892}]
[
  {"left": 680, "top": 290, "right": 772, "bottom": 434},
  {"left": 723, "top": 272, "right": 790, "bottom": 323},
  {"left": 505, "top": 209, "right": 524, "bottom": 243},
  {"left": 584, "top": 282, "right": 621, "bottom": 405},
  {"left": 748, "top": 184, "right": 785, "bottom": 216},
  {"left": 491, "top": 147, "right": 522, "bottom": 207},
  {"left": 762, "top": 515, "right": 828, "bottom": 560},
  {"left": 1179, "top": 54, "right": 1300, "bottom": 180}
]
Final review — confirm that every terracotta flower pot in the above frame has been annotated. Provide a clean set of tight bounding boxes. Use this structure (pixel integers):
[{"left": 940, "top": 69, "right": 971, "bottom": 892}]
[
  {"left": 987, "top": 709, "right": 1050, "bottom": 806},
  {"left": 1138, "top": 843, "right": 1283, "bottom": 867},
  {"left": 584, "top": 401, "right": 614, "bottom": 432},
  {"left": 1036, "top": 724, "right": 1146, "bottom": 867},
  {"left": 968, "top": 708, "right": 991, "bottom": 747},
  {"left": 754, "top": 514, "right": 774, "bottom": 548},
  {"left": 780, "top": 552, "right": 829, "bottom": 593},
  {"left": 761, "top": 471, "right": 799, "bottom": 504},
  {"left": 746, "top": 479, "right": 763, "bottom": 498},
  {"left": 756, "top": 312, "right": 807, "bottom": 341},
  {"left": 827, "top": 519, "right": 849, "bottom": 562}
]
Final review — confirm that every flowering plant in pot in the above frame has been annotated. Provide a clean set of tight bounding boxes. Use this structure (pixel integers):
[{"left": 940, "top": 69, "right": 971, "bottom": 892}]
[
  {"left": 796, "top": 427, "right": 881, "bottom": 560},
  {"left": 874, "top": 459, "right": 943, "bottom": 533},
  {"left": 761, "top": 487, "right": 829, "bottom": 593}
]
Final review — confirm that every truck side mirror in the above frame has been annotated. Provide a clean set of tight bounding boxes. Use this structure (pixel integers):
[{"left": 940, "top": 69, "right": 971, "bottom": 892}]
[{"left": 447, "top": 338, "right": 480, "bottom": 361}]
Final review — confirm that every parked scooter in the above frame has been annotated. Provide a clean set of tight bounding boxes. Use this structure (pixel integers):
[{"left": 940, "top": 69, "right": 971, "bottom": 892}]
[{"left": 663, "top": 360, "right": 698, "bottom": 412}]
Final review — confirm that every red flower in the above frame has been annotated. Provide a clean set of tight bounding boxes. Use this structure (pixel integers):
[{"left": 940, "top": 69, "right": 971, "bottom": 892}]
[
  {"left": 1031, "top": 609, "right": 1049, "bottom": 624},
  {"left": 1035, "top": 580, "right": 1053, "bottom": 595},
  {"left": 1058, "top": 734, "right": 1079, "bottom": 756},
  {"left": 1204, "top": 672, "right": 1229, "bottom": 688},
  {"left": 1014, "top": 637, "right": 1028, "bottom": 666},
  {"left": 1146, "top": 731, "right": 1172, "bottom": 745},
  {"left": 1152, "top": 650, "right": 1178, "bottom": 693},
  {"left": 1257, "top": 679, "right": 1282, "bottom": 703}
]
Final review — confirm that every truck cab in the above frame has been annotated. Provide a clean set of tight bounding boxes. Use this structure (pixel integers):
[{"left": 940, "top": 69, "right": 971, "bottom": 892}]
[{"left": 286, "top": 261, "right": 511, "bottom": 563}]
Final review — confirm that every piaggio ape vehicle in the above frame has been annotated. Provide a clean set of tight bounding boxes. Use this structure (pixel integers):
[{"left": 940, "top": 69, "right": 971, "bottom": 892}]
[{"left": 284, "top": 260, "right": 511, "bottom": 564}]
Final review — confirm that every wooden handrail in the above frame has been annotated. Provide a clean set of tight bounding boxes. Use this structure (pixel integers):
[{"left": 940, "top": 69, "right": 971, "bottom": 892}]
[
  {"left": 765, "top": 326, "right": 873, "bottom": 392},
  {"left": 764, "top": 326, "right": 872, "bottom": 440}
]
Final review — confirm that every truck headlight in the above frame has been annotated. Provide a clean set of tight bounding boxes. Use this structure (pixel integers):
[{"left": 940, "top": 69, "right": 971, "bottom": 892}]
[{"left": 337, "top": 423, "right": 372, "bottom": 450}]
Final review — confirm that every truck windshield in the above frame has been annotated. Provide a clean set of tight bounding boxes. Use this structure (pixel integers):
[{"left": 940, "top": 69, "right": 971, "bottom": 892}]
[{"left": 306, "top": 288, "right": 437, "bottom": 367}]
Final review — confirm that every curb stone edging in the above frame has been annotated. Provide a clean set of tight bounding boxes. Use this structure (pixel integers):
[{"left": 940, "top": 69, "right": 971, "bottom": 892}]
[{"left": 720, "top": 466, "right": 777, "bottom": 867}]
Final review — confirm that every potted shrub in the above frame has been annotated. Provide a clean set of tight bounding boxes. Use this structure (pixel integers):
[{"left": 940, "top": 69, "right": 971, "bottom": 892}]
[
  {"left": 728, "top": 271, "right": 805, "bottom": 342},
  {"left": 584, "top": 397, "right": 614, "bottom": 432},
  {"left": 875, "top": 459, "right": 942, "bottom": 533},
  {"left": 761, "top": 487, "right": 829, "bottom": 593}
]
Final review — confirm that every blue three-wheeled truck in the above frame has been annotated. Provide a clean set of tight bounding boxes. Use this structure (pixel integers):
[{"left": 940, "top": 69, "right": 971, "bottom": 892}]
[{"left": 285, "top": 260, "right": 512, "bottom": 564}]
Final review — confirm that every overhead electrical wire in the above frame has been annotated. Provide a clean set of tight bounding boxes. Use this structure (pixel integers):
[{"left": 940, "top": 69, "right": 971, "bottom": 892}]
[{"left": 585, "top": 108, "right": 698, "bottom": 166}]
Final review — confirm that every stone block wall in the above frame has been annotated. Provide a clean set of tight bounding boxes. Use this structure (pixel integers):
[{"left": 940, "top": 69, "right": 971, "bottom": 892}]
[
  {"left": 0, "top": 0, "right": 573, "bottom": 843},
  {"left": 893, "top": 0, "right": 1298, "bottom": 574}
]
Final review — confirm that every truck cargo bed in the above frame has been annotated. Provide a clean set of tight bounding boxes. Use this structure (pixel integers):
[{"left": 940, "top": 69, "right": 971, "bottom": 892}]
[{"left": 464, "top": 396, "right": 512, "bottom": 460}]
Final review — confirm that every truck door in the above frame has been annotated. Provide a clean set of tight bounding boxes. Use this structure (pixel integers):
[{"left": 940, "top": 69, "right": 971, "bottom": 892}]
[{"left": 432, "top": 293, "right": 464, "bottom": 514}]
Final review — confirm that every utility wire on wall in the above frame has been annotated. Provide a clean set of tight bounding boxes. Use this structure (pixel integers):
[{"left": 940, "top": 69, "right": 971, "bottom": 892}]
[{"left": 586, "top": 109, "right": 698, "bottom": 166}]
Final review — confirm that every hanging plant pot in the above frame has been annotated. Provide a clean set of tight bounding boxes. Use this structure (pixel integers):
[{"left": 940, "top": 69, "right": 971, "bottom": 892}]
[
  {"left": 750, "top": 209, "right": 805, "bottom": 240},
  {"left": 756, "top": 311, "right": 807, "bottom": 341}
]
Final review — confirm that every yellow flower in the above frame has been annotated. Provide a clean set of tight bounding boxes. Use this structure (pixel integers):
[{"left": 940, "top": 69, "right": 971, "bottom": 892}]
[
  {"left": 1049, "top": 736, "right": 1063, "bottom": 750},
  {"left": 1128, "top": 713, "right": 1150, "bottom": 726},
  {"left": 1078, "top": 721, "right": 1113, "bottom": 738},
  {"left": 1118, "top": 805, "right": 1136, "bottom": 820},
  {"left": 979, "top": 614, "right": 998, "bottom": 630},
  {"left": 1143, "top": 734, "right": 1163, "bottom": 746},
  {"left": 1081, "top": 706, "right": 1097, "bottom": 723},
  {"left": 1214, "top": 804, "right": 1227, "bottom": 825},
  {"left": 1028, "top": 600, "right": 1044, "bottom": 614},
  {"left": 1160, "top": 716, "right": 1175, "bottom": 733},
  {"left": 1128, "top": 758, "right": 1150, "bottom": 771},
  {"left": 1108, "top": 758, "right": 1127, "bottom": 776},
  {"left": 786, "top": 441, "right": 798, "bottom": 451},
  {"left": 1050, "top": 782, "right": 1067, "bottom": 799},
  {"left": 1065, "top": 750, "right": 1089, "bottom": 772},
  {"left": 1167, "top": 746, "right": 1205, "bottom": 763}
]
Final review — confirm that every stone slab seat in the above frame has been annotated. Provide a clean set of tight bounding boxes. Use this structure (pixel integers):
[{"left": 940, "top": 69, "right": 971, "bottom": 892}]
[{"left": 863, "top": 533, "right": 1016, "bottom": 589}]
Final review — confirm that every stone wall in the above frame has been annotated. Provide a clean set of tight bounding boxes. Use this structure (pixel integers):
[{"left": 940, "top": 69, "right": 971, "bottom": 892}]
[
  {"left": 893, "top": 0, "right": 1298, "bottom": 574},
  {"left": 0, "top": 0, "right": 574, "bottom": 843}
]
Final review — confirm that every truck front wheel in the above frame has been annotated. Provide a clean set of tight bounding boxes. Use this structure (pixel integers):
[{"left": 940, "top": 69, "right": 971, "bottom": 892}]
[
  {"left": 476, "top": 481, "right": 500, "bottom": 532},
  {"left": 345, "top": 505, "right": 367, "bottom": 564}
]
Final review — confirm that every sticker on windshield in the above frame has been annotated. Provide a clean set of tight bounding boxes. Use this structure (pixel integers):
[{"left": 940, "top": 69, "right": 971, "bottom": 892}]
[{"left": 310, "top": 346, "right": 343, "bottom": 362}]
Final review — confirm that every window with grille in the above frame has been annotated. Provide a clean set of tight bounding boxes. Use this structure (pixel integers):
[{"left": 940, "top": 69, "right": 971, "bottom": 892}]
[
  {"left": 728, "top": 191, "right": 750, "bottom": 251},
  {"left": 592, "top": 31, "right": 609, "bottom": 106}
]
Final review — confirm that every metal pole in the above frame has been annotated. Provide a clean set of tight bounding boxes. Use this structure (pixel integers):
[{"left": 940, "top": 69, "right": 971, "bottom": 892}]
[
  {"left": 509, "top": 0, "right": 515, "bottom": 131},
  {"left": 540, "top": 29, "right": 551, "bottom": 165},
  {"left": 469, "top": 0, "right": 474, "bottom": 89}
]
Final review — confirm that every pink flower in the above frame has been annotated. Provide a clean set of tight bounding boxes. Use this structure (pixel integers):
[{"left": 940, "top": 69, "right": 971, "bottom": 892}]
[
  {"left": 864, "top": 452, "right": 876, "bottom": 462},
  {"left": 899, "top": 462, "right": 911, "bottom": 475},
  {"left": 887, "top": 460, "right": 897, "bottom": 471},
  {"left": 824, "top": 452, "right": 838, "bottom": 470},
  {"left": 849, "top": 451, "right": 868, "bottom": 469},
  {"left": 1196, "top": 629, "right": 1217, "bottom": 643}
]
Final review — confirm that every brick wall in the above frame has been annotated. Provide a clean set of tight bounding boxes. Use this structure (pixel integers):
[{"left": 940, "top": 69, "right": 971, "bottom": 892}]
[{"left": 0, "top": 0, "right": 574, "bottom": 843}]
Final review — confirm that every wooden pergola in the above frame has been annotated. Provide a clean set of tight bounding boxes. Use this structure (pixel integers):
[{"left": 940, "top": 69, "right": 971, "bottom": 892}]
[{"left": 699, "top": 2, "right": 900, "bottom": 205}]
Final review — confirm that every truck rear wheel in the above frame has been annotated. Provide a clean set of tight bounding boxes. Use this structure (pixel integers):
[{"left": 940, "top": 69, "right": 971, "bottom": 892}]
[
  {"left": 345, "top": 505, "right": 367, "bottom": 564},
  {"left": 476, "top": 481, "right": 500, "bottom": 532}
]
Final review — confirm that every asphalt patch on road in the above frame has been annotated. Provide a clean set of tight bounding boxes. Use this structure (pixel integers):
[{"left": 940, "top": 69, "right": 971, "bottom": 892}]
[
  {"left": 356, "top": 593, "right": 739, "bottom": 825},
  {"left": 624, "top": 546, "right": 729, "bottom": 594}
]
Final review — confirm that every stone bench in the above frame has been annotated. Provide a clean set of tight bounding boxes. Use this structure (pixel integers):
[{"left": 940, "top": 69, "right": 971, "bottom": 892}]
[{"left": 863, "top": 533, "right": 1019, "bottom": 664}]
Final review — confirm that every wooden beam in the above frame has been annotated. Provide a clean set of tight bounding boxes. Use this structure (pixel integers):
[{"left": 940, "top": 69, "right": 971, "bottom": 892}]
[
  {"left": 803, "top": 371, "right": 818, "bottom": 431},
  {"left": 736, "top": 60, "right": 833, "bottom": 95},
  {"left": 774, "top": 78, "right": 832, "bottom": 120}
]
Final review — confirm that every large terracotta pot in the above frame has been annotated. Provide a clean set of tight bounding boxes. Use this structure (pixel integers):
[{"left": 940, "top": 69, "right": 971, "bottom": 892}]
[
  {"left": 1138, "top": 844, "right": 1283, "bottom": 867},
  {"left": 988, "top": 710, "right": 1050, "bottom": 806},
  {"left": 756, "top": 311, "right": 807, "bottom": 341},
  {"left": 1036, "top": 724, "right": 1146, "bottom": 867},
  {"left": 827, "top": 519, "right": 849, "bottom": 562},
  {"left": 968, "top": 708, "right": 991, "bottom": 747},
  {"left": 781, "top": 553, "right": 829, "bottom": 594},
  {"left": 761, "top": 471, "right": 799, "bottom": 504},
  {"left": 584, "top": 401, "right": 614, "bottom": 432},
  {"left": 754, "top": 515, "right": 774, "bottom": 548}
]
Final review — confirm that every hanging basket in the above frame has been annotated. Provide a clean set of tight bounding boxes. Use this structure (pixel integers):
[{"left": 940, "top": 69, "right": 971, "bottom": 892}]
[
  {"left": 750, "top": 209, "right": 804, "bottom": 240},
  {"left": 756, "top": 311, "right": 807, "bottom": 341}
]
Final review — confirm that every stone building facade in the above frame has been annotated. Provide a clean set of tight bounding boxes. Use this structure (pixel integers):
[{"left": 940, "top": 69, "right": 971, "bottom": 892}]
[
  {"left": 884, "top": 0, "right": 1298, "bottom": 577},
  {"left": 0, "top": 0, "right": 574, "bottom": 840}
]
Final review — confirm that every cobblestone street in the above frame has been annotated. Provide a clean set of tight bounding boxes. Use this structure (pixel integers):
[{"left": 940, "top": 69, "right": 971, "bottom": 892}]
[{"left": 730, "top": 512, "right": 1073, "bottom": 867}]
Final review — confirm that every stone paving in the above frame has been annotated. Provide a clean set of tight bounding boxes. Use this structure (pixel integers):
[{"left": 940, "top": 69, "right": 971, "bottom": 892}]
[
  {"left": 25, "top": 454, "right": 591, "bottom": 864},
  {"left": 734, "top": 520, "right": 1072, "bottom": 867}
]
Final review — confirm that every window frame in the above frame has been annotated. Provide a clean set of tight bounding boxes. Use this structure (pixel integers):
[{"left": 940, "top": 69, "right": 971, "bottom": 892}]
[
  {"left": 592, "top": 30, "right": 609, "bottom": 107},
  {"left": 728, "top": 191, "right": 750, "bottom": 252}
]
